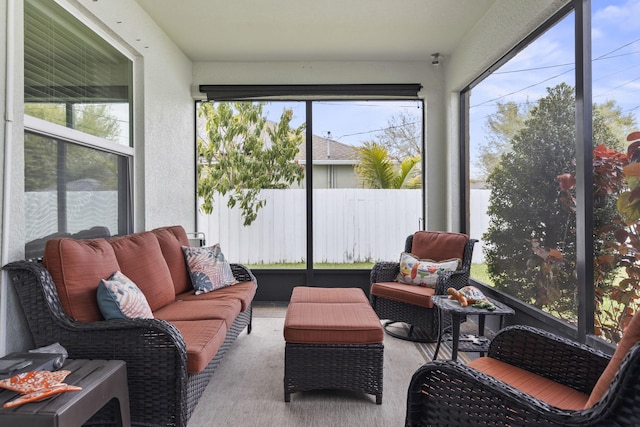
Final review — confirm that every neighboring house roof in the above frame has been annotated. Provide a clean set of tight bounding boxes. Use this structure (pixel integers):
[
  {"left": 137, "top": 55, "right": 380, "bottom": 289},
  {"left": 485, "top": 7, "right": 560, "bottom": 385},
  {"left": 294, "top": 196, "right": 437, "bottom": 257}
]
[{"left": 296, "top": 135, "right": 358, "bottom": 165}]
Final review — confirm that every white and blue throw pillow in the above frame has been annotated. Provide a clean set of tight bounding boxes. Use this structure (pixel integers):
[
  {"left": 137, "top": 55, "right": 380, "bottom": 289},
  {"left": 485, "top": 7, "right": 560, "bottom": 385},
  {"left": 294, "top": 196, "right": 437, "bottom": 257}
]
[
  {"left": 181, "top": 244, "right": 238, "bottom": 295},
  {"left": 97, "top": 270, "right": 154, "bottom": 320}
]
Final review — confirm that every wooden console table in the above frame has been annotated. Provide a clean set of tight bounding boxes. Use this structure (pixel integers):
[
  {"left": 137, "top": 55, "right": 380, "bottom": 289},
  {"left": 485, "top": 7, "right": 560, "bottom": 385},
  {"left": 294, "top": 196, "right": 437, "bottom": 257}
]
[{"left": 0, "top": 359, "right": 130, "bottom": 427}]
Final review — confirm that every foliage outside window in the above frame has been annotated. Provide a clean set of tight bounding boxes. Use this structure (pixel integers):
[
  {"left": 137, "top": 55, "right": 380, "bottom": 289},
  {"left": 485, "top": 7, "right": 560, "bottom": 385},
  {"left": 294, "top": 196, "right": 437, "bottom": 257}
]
[
  {"left": 468, "top": 3, "right": 640, "bottom": 344},
  {"left": 196, "top": 100, "right": 423, "bottom": 269}
]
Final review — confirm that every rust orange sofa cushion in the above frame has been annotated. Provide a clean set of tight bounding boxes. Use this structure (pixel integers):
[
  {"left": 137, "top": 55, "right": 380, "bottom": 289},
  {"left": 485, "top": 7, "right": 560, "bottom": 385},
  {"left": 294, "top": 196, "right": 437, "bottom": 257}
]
[
  {"left": 43, "top": 238, "right": 120, "bottom": 322},
  {"left": 171, "top": 320, "right": 228, "bottom": 374},
  {"left": 109, "top": 231, "right": 175, "bottom": 312},
  {"left": 152, "top": 225, "right": 192, "bottom": 295},
  {"left": 153, "top": 299, "right": 241, "bottom": 324},
  {"left": 411, "top": 231, "right": 468, "bottom": 262},
  {"left": 176, "top": 280, "right": 257, "bottom": 312}
]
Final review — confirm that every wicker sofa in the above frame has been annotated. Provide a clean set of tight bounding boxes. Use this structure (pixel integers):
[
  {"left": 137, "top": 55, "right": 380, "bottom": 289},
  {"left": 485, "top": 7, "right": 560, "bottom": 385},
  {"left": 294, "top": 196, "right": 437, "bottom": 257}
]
[{"left": 3, "top": 225, "right": 257, "bottom": 427}]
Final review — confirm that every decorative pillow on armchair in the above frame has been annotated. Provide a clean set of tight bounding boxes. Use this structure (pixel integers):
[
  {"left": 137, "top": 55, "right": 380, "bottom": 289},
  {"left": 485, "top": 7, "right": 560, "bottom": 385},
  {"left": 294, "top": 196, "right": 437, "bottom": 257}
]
[
  {"left": 396, "top": 252, "right": 461, "bottom": 288},
  {"left": 181, "top": 244, "right": 238, "bottom": 295},
  {"left": 97, "top": 271, "right": 154, "bottom": 320}
]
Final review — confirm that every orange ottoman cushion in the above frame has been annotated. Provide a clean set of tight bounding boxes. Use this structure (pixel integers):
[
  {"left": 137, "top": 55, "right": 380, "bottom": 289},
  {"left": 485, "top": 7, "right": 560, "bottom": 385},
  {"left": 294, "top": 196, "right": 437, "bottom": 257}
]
[
  {"left": 290, "top": 286, "right": 369, "bottom": 304},
  {"left": 284, "top": 302, "right": 383, "bottom": 344}
]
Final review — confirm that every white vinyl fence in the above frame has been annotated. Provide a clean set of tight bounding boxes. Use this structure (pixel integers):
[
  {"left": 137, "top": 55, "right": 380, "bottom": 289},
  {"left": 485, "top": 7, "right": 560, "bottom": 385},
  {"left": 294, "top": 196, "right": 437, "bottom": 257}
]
[{"left": 198, "top": 189, "right": 423, "bottom": 265}]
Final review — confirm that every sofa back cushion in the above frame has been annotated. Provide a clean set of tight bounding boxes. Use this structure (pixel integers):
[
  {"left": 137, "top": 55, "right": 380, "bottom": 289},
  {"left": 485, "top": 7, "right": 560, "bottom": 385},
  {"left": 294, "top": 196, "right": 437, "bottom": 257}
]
[
  {"left": 152, "top": 226, "right": 192, "bottom": 295},
  {"left": 411, "top": 231, "right": 469, "bottom": 262},
  {"left": 43, "top": 238, "right": 120, "bottom": 322},
  {"left": 586, "top": 310, "right": 640, "bottom": 407},
  {"left": 109, "top": 231, "right": 175, "bottom": 311}
]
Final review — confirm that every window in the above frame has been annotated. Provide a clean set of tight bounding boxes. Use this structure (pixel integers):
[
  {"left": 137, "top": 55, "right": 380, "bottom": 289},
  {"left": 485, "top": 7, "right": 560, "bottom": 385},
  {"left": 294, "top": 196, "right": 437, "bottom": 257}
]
[
  {"left": 24, "top": 0, "right": 133, "bottom": 258},
  {"left": 465, "top": 1, "right": 640, "bottom": 344},
  {"left": 467, "top": 10, "right": 578, "bottom": 325},
  {"left": 195, "top": 88, "right": 423, "bottom": 271}
]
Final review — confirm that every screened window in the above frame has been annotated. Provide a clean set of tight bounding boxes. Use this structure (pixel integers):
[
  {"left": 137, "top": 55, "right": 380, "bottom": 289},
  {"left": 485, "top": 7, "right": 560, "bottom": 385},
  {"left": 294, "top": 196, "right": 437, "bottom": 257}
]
[
  {"left": 195, "top": 87, "right": 424, "bottom": 271},
  {"left": 467, "top": 11, "right": 578, "bottom": 325}
]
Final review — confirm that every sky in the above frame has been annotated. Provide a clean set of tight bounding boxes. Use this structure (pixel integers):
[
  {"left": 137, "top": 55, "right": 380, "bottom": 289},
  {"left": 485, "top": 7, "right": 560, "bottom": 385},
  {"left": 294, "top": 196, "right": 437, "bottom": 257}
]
[
  {"left": 468, "top": 0, "right": 640, "bottom": 179},
  {"left": 250, "top": 1, "right": 640, "bottom": 180},
  {"left": 263, "top": 100, "right": 423, "bottom": 147}
]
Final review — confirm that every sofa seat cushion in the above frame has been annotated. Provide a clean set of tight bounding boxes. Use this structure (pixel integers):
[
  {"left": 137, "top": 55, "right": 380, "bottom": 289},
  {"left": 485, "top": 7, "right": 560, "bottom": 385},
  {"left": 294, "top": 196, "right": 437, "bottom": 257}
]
[
  {"left": 468, "top": 357, "right": 589, "bottom": 410},
  {"left": 171, "top": 319, "right": 228, "bottom": 374},
  {"left": 176, "top": 280, "right": 257, "bottom": 312},
  {"left": 370, "top": 282, "right": 435, "bottom": 308},
  {"left": 152, "top": 226, "right": 192, "bottom": 295},
  {"left": 290, "top": 286, "right": 369, "bottom": 304},
  {"left": 109, "top": 231, "right": 175, "bottom": 312},
  {"left": 43, "top": 238, "right": 120, "bottom": 322},
  {"left": 284, "top": 302, "right": 383, "bottom": 345},
  {"left": 153, "top": 299, "right": 241, "bottom": 324}
]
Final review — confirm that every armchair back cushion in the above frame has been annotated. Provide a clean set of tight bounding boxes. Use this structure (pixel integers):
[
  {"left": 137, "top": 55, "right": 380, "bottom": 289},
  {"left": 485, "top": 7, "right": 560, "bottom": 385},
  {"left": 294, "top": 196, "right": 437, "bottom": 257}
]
[
  {"left": 109, "top": 231, "right": 175, "bottom": 312},
  {"left": 43, "top": 238, "right": 120, "bottom": 322},
  {"left": 152, "top": 225, "right": 192, "bottom": 295},
  {"left": 411, "top": 231, "right": 469, "bottom": 262},
  {"left": 586, "top": 310, "right": 640, "bottom": 407}
]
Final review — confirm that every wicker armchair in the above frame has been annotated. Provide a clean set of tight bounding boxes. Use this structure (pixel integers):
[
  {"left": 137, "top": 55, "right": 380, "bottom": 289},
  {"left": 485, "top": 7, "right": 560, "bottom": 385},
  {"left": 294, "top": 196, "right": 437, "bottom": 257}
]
[
  {"left": 406, "top": 324, "right": 640, "bottom": 427},
  {"left": 4, "top": 260, "right": 255, "bottom": 427},
  {"left": 370, "top": 231, "right": 477, "bottom": 342}
]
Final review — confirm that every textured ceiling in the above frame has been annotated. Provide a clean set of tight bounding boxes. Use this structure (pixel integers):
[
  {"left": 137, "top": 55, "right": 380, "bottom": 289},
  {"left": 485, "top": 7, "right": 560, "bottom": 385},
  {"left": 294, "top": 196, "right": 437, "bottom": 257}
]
[{"left": 133, "top": 0, "right": 497, "bottom": 62}]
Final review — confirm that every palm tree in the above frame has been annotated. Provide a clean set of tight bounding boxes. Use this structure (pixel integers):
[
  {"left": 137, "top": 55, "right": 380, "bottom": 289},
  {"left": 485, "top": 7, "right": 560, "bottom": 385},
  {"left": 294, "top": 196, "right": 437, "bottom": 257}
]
[{"left": 354, "top": 142, "right": 421, "bottom": 189}]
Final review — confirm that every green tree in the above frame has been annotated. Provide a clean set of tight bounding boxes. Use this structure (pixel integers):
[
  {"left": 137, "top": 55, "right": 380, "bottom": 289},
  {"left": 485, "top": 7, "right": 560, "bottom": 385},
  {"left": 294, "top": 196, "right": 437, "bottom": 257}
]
[
  {"left": 24, "top": 103, "right": 121, "bottom": 191},
  {"left": 197, "top": 102, "right": 305, "bottom": 226},
  {"left": 354, "top": 141, "right": 420, "bottom": 189},
  {"left": 476, "top": 101, "right": 530, "bottom": 179},
  {"left": 484, "top": 83, "right": 621, "bottom": 318},
  {"left": 376, "top": 110, "right": 421, "bottom": 163}
]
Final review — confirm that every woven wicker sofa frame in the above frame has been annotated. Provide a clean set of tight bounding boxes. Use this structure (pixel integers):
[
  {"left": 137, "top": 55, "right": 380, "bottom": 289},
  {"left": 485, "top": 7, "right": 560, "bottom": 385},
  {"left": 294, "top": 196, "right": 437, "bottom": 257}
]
[
  {"left": 405, "top": 325, "right": 640, "bottom": 427},
  {"left": 4, "top": 260, "right": 256, "bottom": 427},
  {"left": 369, "top": 235, "right": 477, "bottom": 342}
]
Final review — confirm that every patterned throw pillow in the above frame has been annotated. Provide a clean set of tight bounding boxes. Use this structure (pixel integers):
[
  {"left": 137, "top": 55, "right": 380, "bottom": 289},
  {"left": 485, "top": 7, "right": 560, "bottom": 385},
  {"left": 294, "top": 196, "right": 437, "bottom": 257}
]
[
  {"left": 396, "top": 252, "right": 461, "bottom": 288},
  {"left": 181, "top": 244, "right": 238, "bottom": 295},
  {"left": 97, "top": 271, "right": 154, "bottom": 320}
]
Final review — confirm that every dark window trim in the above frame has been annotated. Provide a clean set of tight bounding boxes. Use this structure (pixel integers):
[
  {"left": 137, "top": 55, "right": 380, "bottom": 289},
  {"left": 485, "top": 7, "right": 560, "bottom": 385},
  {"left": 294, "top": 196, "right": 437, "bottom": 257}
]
[{"left": 199, "top": 84, "right": 422, "bottom": 101}]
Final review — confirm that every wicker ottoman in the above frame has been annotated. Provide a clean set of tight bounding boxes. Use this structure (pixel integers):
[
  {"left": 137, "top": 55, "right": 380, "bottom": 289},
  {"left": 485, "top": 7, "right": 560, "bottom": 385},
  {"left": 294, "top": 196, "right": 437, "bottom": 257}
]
[{"left": 283, "top": 287, "right": 384, "bottom": 404}]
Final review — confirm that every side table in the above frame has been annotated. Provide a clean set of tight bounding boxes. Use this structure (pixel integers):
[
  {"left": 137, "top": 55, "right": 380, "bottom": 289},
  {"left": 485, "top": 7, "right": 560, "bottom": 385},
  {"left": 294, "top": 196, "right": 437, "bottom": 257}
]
[
  {"left": 431, "top": 295, "right": 514, "bottom": 361},
  {"left": 0, "top": 359, "right": 130, "bottom": 427}
]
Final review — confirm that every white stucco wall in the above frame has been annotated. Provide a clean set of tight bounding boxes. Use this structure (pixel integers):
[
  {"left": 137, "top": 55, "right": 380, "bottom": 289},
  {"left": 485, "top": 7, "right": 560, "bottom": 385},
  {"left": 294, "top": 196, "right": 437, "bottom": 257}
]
[{"left": 74, "top": 0, "right": 196, "bottom": 232}]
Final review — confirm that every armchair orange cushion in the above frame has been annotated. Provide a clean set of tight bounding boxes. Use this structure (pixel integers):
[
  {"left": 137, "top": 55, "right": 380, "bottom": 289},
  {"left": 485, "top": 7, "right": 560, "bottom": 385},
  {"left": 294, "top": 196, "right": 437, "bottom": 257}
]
[{"left": 411, "top": 231, "right": 468, "bottom": 262}]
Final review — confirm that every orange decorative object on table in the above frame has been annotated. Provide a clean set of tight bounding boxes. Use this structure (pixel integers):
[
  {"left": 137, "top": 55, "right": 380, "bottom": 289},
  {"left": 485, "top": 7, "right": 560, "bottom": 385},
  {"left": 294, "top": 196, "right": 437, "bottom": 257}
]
[{"left": 0, "top": 370, "right": 82, "bottom": 408}]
